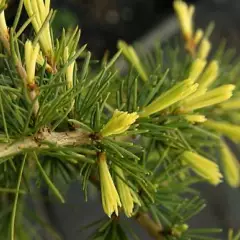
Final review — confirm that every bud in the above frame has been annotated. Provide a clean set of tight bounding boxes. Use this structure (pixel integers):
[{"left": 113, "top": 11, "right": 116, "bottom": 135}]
[
  {"left": 98, "top": 153, "right": 121, "bottom": 217},
  {"left": 64, "top": 47, "right": 75, "bottom": 89},
  {"left": 25, "top": 40, "right": 40, "bottom": 84},
  {"left": 188, "top": 58, "right": 206, "bottom": 82},
  {"left": 139, "top": 79, "right": 198, "bottom": 117},
  {"left": 220, "top": 141, "right": 240, "bottom": 188},
  {"left": 182, "top": 84, "right": 235, "bottom": 112},
  {"left": 101, "top": 110, "right": 139, "bottom": 137},
  {"left": 184, "top": 114, "right": 206, "bottom": 123},
  {"left": 181, "top": 151, "right": 223, "bottom": 185},
  {"left": 115, "top": 165, "right": 141, "bottom": 217},
  {"left": 197, "top": 38, "right": 211, "bottom": 60},
  {"left": 117, "top": 40, "right": 148, "bottom": 82},
  {"left": 172, "top": 224, "right": 189, "bottom": 237},
  {"left": 197, "top": 60, "right": 219, "bottom": 90},
  {"left": 24, "top": 0, "right": 53, "bottom": 60},
  {"left": 204, "top": 120, "right": 240, "bottom": 142},
  {"left": 173, "top": 0, "right": 194, "bottom": 41}
]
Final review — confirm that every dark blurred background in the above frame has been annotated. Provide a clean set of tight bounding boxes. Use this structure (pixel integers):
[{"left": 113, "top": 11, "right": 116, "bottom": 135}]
[
  {"left": 6, "top": 0, "right": 240, "bottom": 58},
  {"left": 5, "top": 0, "right": 240, "bottom": 239},
  {"left": 7, "top": 0, "right": 196, "bottom": 58}
]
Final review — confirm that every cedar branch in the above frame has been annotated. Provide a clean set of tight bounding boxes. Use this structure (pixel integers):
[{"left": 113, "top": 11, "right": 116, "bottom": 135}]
[{"left": 0, "top": 129, "right": 91, "bottom": 159}]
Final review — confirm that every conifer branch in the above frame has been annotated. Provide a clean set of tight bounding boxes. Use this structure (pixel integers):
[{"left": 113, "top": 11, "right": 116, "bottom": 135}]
[
  {"left": 0, "top": 0, "right": 240, "bottom": 238},
  {"left": 0, "top": 129, "right": 91, "bottom": 159}
]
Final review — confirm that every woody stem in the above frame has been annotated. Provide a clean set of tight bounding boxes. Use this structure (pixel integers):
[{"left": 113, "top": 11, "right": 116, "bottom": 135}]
[
  {"left": 0, "top": 129, "right": 90, "bottom": 160},
  {"left": 135, "top": 212, "right": 165, "bottom": 240}
]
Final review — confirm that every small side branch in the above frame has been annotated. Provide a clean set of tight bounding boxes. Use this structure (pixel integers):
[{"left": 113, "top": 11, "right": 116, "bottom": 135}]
[
  {"left": 135, "top": 212, "right": 164, "bottom": 240},
  {"left": 0, "top": 129, "right": 91, "bottom": 159}
]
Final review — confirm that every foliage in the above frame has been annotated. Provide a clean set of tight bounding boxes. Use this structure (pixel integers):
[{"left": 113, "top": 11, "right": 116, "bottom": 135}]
[{"left": 0, "top": 0, "right": 239, "bottom": 239}]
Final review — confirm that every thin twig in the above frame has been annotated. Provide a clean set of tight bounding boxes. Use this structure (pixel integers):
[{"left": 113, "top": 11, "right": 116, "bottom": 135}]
[{"left": 135, "top": 212, "right": 164, "bottom": 240}]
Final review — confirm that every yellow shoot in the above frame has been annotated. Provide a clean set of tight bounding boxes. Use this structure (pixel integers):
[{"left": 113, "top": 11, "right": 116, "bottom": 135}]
[
  {"left": 219, "top": 99, "right": 240, "bottom": 110},
  {"left": 221, "top": 141, "right": 240, "bottom": 188},
  {"left": 197, "top": 38, "right": 211, "bottom": 60},
  {"left": 193, "top": 29, "right": 203, "bottom": 45},
  {"left": 101, "top": 110, "right": 139, "bottom": 137},
  {"left": 98, "top": 153, "right": 121, "bottom": 217},
  {"left": 182, "top": 84, "right": 235, "bottom": 112},
  {"left": 204, "top": 120, "right": 240, "bottom": 142},
  {"left": 181, "top": 151, "right": 223, "bottom": 185},
  {"left": 140, "top": 79, "right": 198, "bottom": 117},
  {"left": 25, "top": 40, "right": 40, "bottom": 85},
  {"left": 117, "top": 40, "right": 148, "bottom": 82},
  {"left": 173, "top": 0, "right": 194, "bottom": 41},
  {"left": 196, "top": 60, "right": 219, "bottom": 91},
  {"left": 64, "top": 47, "right": 75, "bottom": 89},
  {"left": 0, "top": 0, "right": 8, "bottom": 39},
  {"left": 115, "top": 165, "right": 141, "bottom": 217},
  {"left": 24, "top": 0, "right": 53, "bottom": 60},
  {"left": 188, "top": 58, "right": 206, "bottom": 82}
]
